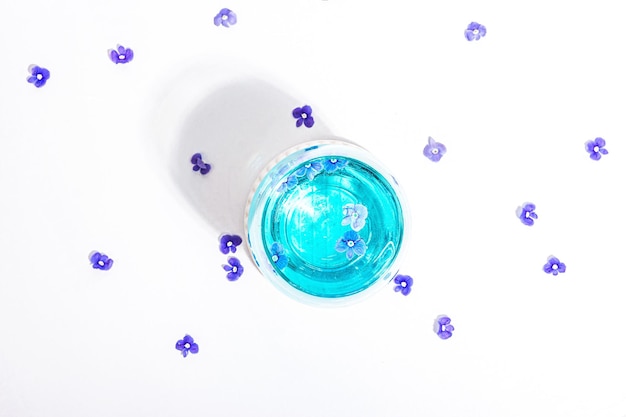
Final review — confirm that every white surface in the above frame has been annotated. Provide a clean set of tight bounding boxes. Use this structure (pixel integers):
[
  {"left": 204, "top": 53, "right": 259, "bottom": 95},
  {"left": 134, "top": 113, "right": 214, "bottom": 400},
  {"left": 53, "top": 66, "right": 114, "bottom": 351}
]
[{"left": 1, "top": 1, "right": 625, "bottom": 416}]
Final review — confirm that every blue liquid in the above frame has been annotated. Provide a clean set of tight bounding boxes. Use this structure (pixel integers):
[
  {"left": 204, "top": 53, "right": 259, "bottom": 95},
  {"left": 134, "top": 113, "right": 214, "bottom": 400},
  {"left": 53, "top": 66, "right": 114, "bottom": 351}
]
[{"left": 259, "top": 156, "right": 404, "bottom": 298}]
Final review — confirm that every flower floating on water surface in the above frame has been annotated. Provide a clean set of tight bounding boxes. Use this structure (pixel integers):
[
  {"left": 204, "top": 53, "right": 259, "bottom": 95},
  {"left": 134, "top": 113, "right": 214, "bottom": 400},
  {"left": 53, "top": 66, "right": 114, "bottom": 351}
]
[
  {"left": 270, "top": 242, "right": 288, "bottom": 270},
  {"left": 434, "top": 315, "right": 454, "bottom": 339},
  {"left": 277, "top": 174, "right": 298, "bottom": 193},
  {"left": 516, "top": 202, "right": 538, "bottom": 226},
  {"left": 89, "top": 251, "right": 114, "bottom": 271},
  {"left": 465, "top": 22, "right": 487, "bottom": 41},
  {"left": 335, "top": 230, "right": 367, "bottom": 260},
  {"left": 223, "top": 257, "right": 244, "bottom": 281},
  {"left": 585, "top": 137, "right": 609, "bottom": 161},
  {"left": 423, "top": 136, "right": 447, "bottom": 162},
  {"left": 323, "top": 157, "right": 348, "bottom": 172},
  {"left": 175, "top": 334, "right": 199, "bottom": 357},
  {"left": 295, "top": 161, "right": 322, "bottom": 181},
  {"left": 342, "top": 203, "right": 368, "bottom": 232},
  {"left": 393, "top": 274, "right": 413, "bottom": 296},
  {"left": 26, "top": 65, "right": 50, "bottom": 88},
  {"left": 108, "top": 45, "right": 134, "bottom": 64},
  {"left": 292, "top": 105, "right": 315, "bottom": 128},
  {"left": 543, "top": 255, "right": 566, "bottom": 276},
  {"left": 214, "top": 8, "right": 237, "bottom": 27},
  {"left": 219, "top": 234, "right": 242, "bottom": 254},
  {"left": 191, "top": 153, "right": 211, "bottom": 175}
]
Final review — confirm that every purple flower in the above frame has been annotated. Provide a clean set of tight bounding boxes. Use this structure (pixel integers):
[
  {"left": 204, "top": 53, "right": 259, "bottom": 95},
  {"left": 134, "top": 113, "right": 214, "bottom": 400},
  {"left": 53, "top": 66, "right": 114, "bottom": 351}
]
[
  {"left": 175, "top": 334, "right": 199, "bottom": 357},
  {"left": 295, "top": 161, "right": 322, "bottom": 181},
  {"left": 393, "top": 274, "right": 413, "bottom": 296},
  {"left": 214, "top": 8, "right": 237, "bottom": 27},
  {"left": 434, "top": 315, "right": 454, "bottom": 340},
  {"left": 108, "top": 45, "right": 134, "bottom": 64},
  {"left": 516, "top": 202, "right": 538, "bottom": 226},
  {"left": 341, "top": 203, "right": 368, "bottom": 232},
  {"left": 223, "top": 257, "right": 244, "bottom": 281},
  {"left": 292, "top": 105, "right": 315, "bottom": 128},
  {"left": 323, "top": 157, "right": 348, "bottom": 173},
  {"left": 465, "top": 22, "right": 487, "bottom": 41},
  {"left": 423, "top": 136, "right": 447, "bottom": 162},
  {"left": 219, "top": 234, "right": 242, "bottom": 254},
  {"left": 26, "top": 65, "right": 50, "bottom": 88},
  {"left": 89, "top": 251, "right": 114, "bottom": 270},
  {"left": 335, "top": 230, "right": 367, "bottom": 260},
  {"left": 585, "top": 137, "right": 609, "bottom": 161},
  {"left": 543, "top": 255, "right": 566, "bottom": 276},
  {"left": 277, "top": 174, "right": 298, "bottom": 193},
  {"left": 270, "top": 242, "right": 288, "bottom": 270},
  {"left": 191, "top": 153, "right": 211, "bottom": 175}
]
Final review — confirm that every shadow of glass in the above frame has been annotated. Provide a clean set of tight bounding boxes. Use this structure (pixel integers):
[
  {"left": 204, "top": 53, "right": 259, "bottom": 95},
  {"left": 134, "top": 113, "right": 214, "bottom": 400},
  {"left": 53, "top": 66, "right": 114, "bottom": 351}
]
[{"left": 149, "top": 71, "right": 334, "bottom": 245}]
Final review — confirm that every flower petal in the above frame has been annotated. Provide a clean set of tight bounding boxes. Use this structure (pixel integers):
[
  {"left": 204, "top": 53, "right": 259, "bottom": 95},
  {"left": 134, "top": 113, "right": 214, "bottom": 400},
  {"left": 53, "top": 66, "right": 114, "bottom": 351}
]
[
  {"left": 231, "top": 235, "right": 243, "bottom": 247},
  {"left": 125, "top": 48, "right": 134, "bottom": 62},
  {"left": 352, "top": 240, "right": 366, "bottom": 256},
  {"left": 301, "top": 105, "right": 312, "bottom": 116},
  {"left": 214, "top": 14, "right": 222, "bottom": 26},
  {"left": 558, "top": 263, "right": 566, "bottom": 273},
  {"left": 352, "top": 217, "right": 365, "bottom": 232},
  {"left": 595, "top": 137, "right": 606, "bottom": 147},
  {"left": 304, "top": 116, "right": 315, "bottom": 128},
  {"left": 401, "top": 286, "right": 412, "bottom": 296},
  {"left": 183, "top": 335, "right": 194, "bottom": 344},
  {"left": 40, "top": 68, "right": 50, "bottom": 78},
  {"left": 335, "top": 238, "right": 348, "bottom": 252},
  {"left": 271, "top": 242, "right": 283, "bottom": 256},
  {"left": 465, "top": 30, "right": 476, "bottom": 41},
  {"left": 590, "top": 152, "right": 601, "bottom": 161},
  {"left": 292, "top": 107, "right": 302, "bottom": 118},
  {"left": 275, "top": 254, "right": 288, "bottom": 270},
  {"left": 600, "top": 148, "right": 608, "bottom": 155},
  {"left": 438, "top": 316, "right": 451, "bottom": 325},
  {"left": 438, "top": 330, "right": 452, "bottom": 339},
  {"left": 189, "top": 343, "right": 199, "bottom": 354},
  {"left": 585, "top": 140, "right": 596, "bottom": 153}
]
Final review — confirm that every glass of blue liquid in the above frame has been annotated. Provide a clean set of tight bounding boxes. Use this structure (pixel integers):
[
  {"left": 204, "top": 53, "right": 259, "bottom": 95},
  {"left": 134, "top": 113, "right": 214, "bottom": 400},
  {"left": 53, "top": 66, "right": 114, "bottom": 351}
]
[{"left": 245, "top": 139, "right": 409, "bottom": 306}]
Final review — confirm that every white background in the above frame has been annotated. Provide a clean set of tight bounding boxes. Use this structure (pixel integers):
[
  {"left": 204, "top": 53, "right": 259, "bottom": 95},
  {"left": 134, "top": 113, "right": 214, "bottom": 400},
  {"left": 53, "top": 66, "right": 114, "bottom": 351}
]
[{"left": 1, "top": 0, "right": 625, "bottom": 416}]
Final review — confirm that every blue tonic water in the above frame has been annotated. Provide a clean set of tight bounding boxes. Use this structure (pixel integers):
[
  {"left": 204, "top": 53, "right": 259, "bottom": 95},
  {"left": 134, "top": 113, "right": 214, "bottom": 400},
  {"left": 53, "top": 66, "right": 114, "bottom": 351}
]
[{"left": 246, "top": 142, "right": 407, "bottom": 304}]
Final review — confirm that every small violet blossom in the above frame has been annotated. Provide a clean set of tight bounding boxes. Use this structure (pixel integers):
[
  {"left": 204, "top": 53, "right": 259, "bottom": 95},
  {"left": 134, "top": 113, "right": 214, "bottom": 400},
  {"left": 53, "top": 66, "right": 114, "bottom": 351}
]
[
  {"left": 516, "top": 202, "right": 538, "bottom": 226},
  {"left": 191, "top": 153, "right": 211, "bottom": 175},
  {"left": 335, "top": 230, "right": 367, "bottom": 260},
  {"left": 108, "top": 45, "right": 134, "bottom": 64},
  {"left": 214, "top": 8, "right": 237, "bottom": 28},
  {"left": 342, "top": 203, "right": 368, "bottom": 232},
  {"left": 423, "top": 136, "right": 447, "bottom": 162},
  {"left": 219, "top": 234, "right": 242, "bottom": 254},
  {"left": 26, "top": 65, "right": 50, "bottom": 88},
  {"left": 270, "top": 242, "right": 288, "bottom": 270},
  {"left": 292, "top": 105, "right": 315, "bottom": 128},
  {"left": 175, "top": 334, "right": 199, "bottom": 357},
  {"left": 393, "top": 274, "right": 413, "bottom": 296},
  {"left": 434, "top": 315, "right": 455, "bottom": 340},
  {"left": 277, "top": 174, "right": 298, "bottom": 193},
  {"left": 89, "top": 251, "right": 114, "bottom": 271},
  {"left": 585, "top": 137, "right": 609, "bottom": 161},
  {"left": 223, "top": 257, "right": 244, "bottom": 281},
  {"left": 323, "top": 157, "right": 348, "bottom": 173},
  {"left": 543, "top": 255, "right": 566, "bottom": 276},
  {"left": 465, "top": 22, "right": 487, "bottom": 41},
  {"left": 295, "top": 161, "right": 323, "bottom": 181}
]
